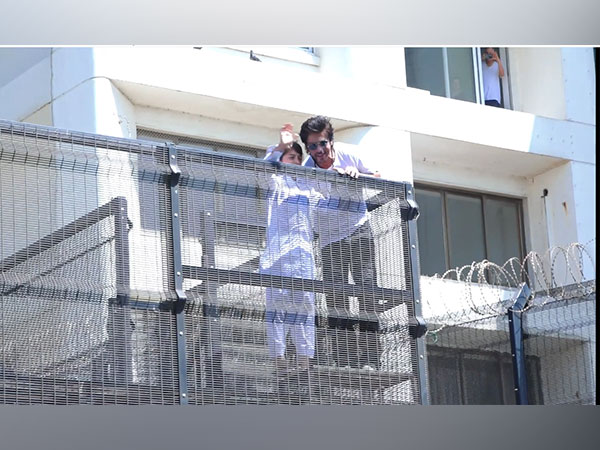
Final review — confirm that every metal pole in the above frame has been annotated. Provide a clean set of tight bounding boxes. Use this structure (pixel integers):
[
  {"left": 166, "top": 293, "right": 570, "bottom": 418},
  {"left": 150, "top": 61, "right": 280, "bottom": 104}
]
[
  {"left": 168, "top": 144, "right": 189, "bottom": 405},
  {"left": 404, "top": 185, "right": 429, "bottom": 405},
  {"left": 508, "top": 283, "right": 531, "bottom": 405}
]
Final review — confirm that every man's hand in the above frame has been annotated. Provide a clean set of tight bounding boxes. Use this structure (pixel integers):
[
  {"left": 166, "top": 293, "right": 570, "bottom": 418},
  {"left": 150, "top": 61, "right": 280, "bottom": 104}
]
[{"left": 335, "top": 167, "right": 360, "bottom": 178}]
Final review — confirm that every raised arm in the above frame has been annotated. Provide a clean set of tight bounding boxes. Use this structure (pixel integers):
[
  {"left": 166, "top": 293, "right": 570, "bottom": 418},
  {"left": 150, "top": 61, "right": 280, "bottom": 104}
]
[{"left": 492, "top": 49, "right": 505, "bottom": 78}]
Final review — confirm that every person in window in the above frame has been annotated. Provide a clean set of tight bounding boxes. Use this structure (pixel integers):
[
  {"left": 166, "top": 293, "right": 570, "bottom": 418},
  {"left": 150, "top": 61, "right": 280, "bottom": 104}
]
[
  {"left": 481, "top": 48, "right": 505, "bottom": 107},
  {"left": 261, "top": 141, "right": 322, "bottom": 378},
  {"left": 298, "top": 115, "right": 381, "bottom": 371}
]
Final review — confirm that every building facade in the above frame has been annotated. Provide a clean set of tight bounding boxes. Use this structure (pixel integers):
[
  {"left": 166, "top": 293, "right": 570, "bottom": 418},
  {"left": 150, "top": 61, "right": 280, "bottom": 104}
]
[{"left": 0, "top": 47, "right": 596, "bottom": 404}]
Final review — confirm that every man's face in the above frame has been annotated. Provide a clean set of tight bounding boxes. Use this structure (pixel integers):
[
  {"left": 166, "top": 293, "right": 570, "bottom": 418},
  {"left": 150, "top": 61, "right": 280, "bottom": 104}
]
[
  {"left": 483, "top": 48, "right": 494, "bottom": 63},
  {"left": 305, "top": 130, "right": 335, "bottom": 169}
]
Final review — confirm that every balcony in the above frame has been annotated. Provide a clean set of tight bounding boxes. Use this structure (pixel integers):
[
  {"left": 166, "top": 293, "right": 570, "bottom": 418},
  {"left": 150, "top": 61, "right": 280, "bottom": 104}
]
[{"left": 0, "top": 119, "right": 426, "bottom": 405}]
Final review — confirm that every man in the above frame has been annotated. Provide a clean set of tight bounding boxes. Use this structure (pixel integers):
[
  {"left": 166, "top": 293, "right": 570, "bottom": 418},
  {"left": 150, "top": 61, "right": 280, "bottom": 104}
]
[
  {"left": 298, "top": 115, "right": 381, "bottom": 370},
  {"left": 481, "top": 47, "right": 505, "bottom": 107}
]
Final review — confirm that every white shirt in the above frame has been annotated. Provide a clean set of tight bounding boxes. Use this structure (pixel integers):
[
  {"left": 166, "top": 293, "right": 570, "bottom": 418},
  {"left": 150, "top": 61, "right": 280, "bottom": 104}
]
[
  {"left": 302, "top": 142, "right": 378, "bottom": 174},
  {"left": 482, "top": 61, "right": 501, "bottom": 102},
  {"left": 260, "top": 174, "right": 321, "bottom": 274},
  {"left": 303, "top": 142, "right": 374, "bottom": 232}
]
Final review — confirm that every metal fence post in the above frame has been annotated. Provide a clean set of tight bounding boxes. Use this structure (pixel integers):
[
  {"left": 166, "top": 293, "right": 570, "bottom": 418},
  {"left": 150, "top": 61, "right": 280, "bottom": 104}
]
[
  {"left": 404, "top": 184, "right": 429, "bottom": 405},
  {"left": 508, "top": 283, "right": 531, "bottom": 405},
  {"left": 167, "top": 144, "right": 189, "bottom": 405},
  {"left": 113, "top": 196, "right": 131, "bottom": 306}
]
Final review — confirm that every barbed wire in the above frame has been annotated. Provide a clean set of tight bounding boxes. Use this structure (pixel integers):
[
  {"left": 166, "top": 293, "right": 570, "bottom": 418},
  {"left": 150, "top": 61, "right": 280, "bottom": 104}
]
[{"left": 422, "top": 240, "right": 596, "bottom": 335}]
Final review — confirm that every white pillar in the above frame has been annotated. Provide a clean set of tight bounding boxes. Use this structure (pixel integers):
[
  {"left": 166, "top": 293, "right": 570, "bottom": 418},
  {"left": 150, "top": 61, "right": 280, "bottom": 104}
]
[{"left": 336, "top": 125, "right": 413, "bottom": 183}]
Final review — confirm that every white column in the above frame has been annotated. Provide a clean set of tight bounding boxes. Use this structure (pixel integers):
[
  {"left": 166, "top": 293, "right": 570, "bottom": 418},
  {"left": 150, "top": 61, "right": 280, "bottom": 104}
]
[
  {"left": 336, "top": 125, "right": 413, "bottom": 183},
  {"left": 50, "top": 48, "right": 136, "bottom": 138}
]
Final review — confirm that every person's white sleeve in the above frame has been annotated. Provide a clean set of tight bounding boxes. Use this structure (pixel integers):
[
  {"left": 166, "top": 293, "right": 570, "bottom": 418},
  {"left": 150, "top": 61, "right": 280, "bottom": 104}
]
[
  {"left": 354, "top": 153, "right": 378, "bottom": 175},
  {"left": 264, "top": 145, "right": 282, "bottom": 162}
]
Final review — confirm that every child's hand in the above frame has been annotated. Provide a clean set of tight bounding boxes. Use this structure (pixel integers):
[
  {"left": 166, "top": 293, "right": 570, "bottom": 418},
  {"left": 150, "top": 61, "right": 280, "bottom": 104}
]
[{"left": 279, "top": 123, "right": 299, "bottom": 148}]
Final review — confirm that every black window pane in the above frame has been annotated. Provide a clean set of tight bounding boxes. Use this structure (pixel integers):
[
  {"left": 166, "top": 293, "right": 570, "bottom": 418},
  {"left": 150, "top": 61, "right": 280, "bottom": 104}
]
[
  {"left": 462, "top": 356, "right": 504, "bottom": 404},
  {"left": 501, "top": 360, "right": 517, "bottom": 404},
  {"left": 446, "top": 193, "right": 486, "bottom": 269},
  {"left": 415, "top": 189, "right": 447, "bottom": 276},
  {"left": 484, "top": 197, "right": 522, "bottom": 266},
  {"left": 447, "top": 48, "right": 477, "bottom": 102},
  {"left": 405, "top": 48, "right": 446, "bottom": 97},
  {"left": 427, "top": 352, "right": 462, "bottom": 405}
]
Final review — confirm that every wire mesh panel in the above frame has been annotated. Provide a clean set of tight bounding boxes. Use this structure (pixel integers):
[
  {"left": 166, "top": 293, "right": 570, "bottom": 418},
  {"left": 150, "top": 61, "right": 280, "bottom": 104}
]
[
  {"left": 177, "top": 147, "right": 422, "bottom": 405},
  {"left": 421, "top": 253, "right": 596, "bottom": 405},
  {"left": 0, "top": 120, "right": 426, "bottom": 405},
  {"left": 424, "top": 313, "right": 539, "bottom": 405},
  {"left": 0, "top": 121, "right": 179, "bottom": 404},
  {"left": 522, "top": 281, "right": 596, "bottom": 405}
]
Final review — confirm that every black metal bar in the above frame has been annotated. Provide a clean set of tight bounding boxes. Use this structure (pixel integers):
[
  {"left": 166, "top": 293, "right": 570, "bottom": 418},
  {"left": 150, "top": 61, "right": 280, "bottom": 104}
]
[
  {"left": 198, "top": 183, "right": 225, "bottom": 394},
  {"left": 0, "top": 119, "right": 408, "bottom": 194},
  {"left": 508, "top": 283, "right": 531, "bottom": 405},
  {"left": 182, "top": 266, "right": 410, "bottom": 309},
  {"left": 167, "top": 144, "right": 189, "bottom": 405},
  {"left": 405, "top": 184, "right": 429, "bottom": 405},
  {"left": 113, "top": 197, "right": 130, "bottom": 306},
  {"left": 0, "top": 197, "right": 122, "bottom": 272},
  {"left": 0, "top": 119, "right": 160, "bottom": 157}
]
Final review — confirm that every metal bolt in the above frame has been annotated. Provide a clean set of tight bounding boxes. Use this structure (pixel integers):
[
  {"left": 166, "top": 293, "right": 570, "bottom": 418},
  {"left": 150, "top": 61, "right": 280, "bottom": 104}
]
[
  {"left": 419, "top": 355, "right": 424, "bottom": 359},
  {"left": 408, "top": 190, "right": 412, "bottom": 195},
  {"left": 177, "top": 272, "right": 181, "bottom": 276},
  {"left": 121, "top": 207, "right": 125, "bottom": 211},
  {"left": 411, "top": 244, "right": 416, "bottom": 249},
  {"left": 174, "top": 213, "right": 178, "bottom": 217},
  {"left": 175, "top": 189, "right": 178, "bottom": 194},
  {"left": 171, "top": 155, "right": 176, "bottom": 159},
  {"left": 206, "top": 212, "right": 211, "bottom": 216},
  {"left": 415, "top": 300, "right": 420, "bottom": 304},
  {"left": 181, "top": 393, "right": 187, "bottom": 397},
  {"left": 179, "top": 331, "right": 184, "bottom": 336}
]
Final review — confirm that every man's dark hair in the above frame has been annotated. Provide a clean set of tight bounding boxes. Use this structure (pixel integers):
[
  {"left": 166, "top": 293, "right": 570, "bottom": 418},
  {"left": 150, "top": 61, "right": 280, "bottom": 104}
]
[{"left": 299, "top": 115, "right": 334, "bottom": 144}]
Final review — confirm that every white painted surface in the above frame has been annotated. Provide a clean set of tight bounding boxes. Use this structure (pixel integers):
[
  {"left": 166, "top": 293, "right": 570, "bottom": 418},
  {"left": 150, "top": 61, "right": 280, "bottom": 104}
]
[
  {"left": 509, "top": 48, "right": 567, "bottom": 120},
  {"left": 0, "top": 54, "right": 51, "bottom": 121},
  {"left": 560, "top": 48, "right": 596, "bottom": 125},
  {"left": 336, "top": 126, "right": 413, "bottom": 182}
]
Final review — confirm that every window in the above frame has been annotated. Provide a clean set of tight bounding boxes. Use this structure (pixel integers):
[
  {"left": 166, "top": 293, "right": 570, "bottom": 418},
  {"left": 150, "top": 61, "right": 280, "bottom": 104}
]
[
  {"left": 415, "top": 185, "right": 525, "bottom": 280},
  {"left": 136, "top": 128, "right": 262, "bottom": 159},
  {"left": 135, "top": 128, "right": 265, "bottom": 235},
  {"left": 405, "top": 47, "right": 511, "bottom": 108},
  {"left": 427, "top": 346, "right": 543, "bottom": 405}
]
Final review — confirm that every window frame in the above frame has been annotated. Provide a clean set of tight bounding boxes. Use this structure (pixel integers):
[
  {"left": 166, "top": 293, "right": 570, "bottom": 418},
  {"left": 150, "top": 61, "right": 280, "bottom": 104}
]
[
  {"left": 414, "top": 183, "right": 527, "bottom": 279},
  {"left": 405, "top": 47, "right": 512, "bottom": 109}
]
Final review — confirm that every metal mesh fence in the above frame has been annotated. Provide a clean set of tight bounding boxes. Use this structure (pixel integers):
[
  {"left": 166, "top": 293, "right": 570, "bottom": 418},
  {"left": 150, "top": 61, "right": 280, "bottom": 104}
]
[
  {"left": 423, "top": 244, "right": 596, "bottom": 405},
  {"left": 0, "top": 120, "right": 426, "bottom": 405},
  {"left": 522, "top": 281, "right": 596, "bottom": 405}
]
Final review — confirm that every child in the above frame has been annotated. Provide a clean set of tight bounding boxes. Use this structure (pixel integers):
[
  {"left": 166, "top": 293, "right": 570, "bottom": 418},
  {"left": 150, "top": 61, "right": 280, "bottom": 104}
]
[{"left": 260, "top": 142, "right": 323, "bottom": 375}]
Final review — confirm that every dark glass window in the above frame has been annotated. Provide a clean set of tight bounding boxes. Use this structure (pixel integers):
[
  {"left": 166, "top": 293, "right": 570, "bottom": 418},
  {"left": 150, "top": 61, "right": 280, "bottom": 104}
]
[
  {"left": 427, "top": 347, "right": 543, "bottom": 405},
  {"left": 405, "top": 47, "right": 478, "bottom": 103},
  {"left": 415, "top": 185, "right": 525, "bottom": 282}
]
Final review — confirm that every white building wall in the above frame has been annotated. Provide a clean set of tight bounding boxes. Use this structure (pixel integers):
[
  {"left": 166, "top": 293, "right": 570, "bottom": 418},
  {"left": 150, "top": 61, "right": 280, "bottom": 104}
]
[
  {"left": 560, "top": 47, "right": 596, "bottom": 125},
  {"left": 508, "top": 48, "right": 567, "bottom": 120},
  {"left": 0, "top": 53, "right": 52, "bottom": 123},
  {"left": 0, "top": 46, "right": 595, "bottom": 403}
]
